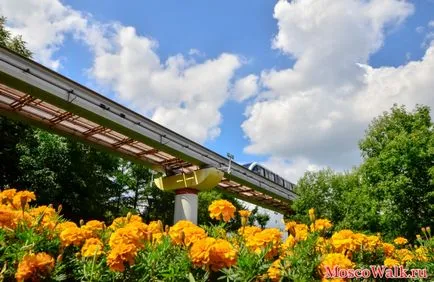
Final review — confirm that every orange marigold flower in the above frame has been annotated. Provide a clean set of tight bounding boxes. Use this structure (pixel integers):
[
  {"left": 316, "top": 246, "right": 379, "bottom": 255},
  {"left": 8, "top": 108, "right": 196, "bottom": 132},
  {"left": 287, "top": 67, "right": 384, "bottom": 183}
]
[
  {"left": 109, "top": 226, "right": 144, "bottom": 249},
  {"left": 56, "top": 221, "right": 78, "bottom": 233},
  {"left": 364, "top": 235, "right": 381, "bottom": 252},
  {"left": 189, "top": 237, "right": 237, "bottom": 271},
  {"left": 382, "top": 243, "right": 395, "bottom": 257},
  {"left": 280, "top": 235, "right": 296, "bottom": 257},
  {"left": 15, "top": 252, "right": 55, "bottom": 282},
  {"left": 267, "top": 259, "right": 282, "bottom": 282},
  {"left": 60, "top": 227, "right": 86, "bottom": 247},
  {"left": 310, "top": 219, "right": 333, "bottom": 232},
  {"left": 319, "top": 253, "right": 354, "bottom": 278},
  {"left": 394, "top": 249, "right": 414, "bottom": 264},
  {"left": 208, "top": 200, "right": 236, "bottom": 222},
  {"left": 384, "top": 258, "right": 400, "bottom": 268},
  {"left": 12, "top": 191, "right": 36, "bottom": 210},
  {"left": 0, "top": 207, "right": 17, "bottom": 229},
  {"left": 238, "top": 225, "right": 261, "bottom": 238},
  {"left": 107, "top": 242, "right": 138, "bottom": 272},
  {"left": 0, "top": 188, "right": 16, "bottom": 204},
  {"left": 29, "top": 205, "right": 56, "bottom": 218},
  {"left": 245, "top": 228, "right": 281, "bottom": 258},
  {"left": 81, "top": 238, "right": 104, "bottom": 258},
  {"left": 238, "top": 210, "right": 251, "bottom": 218},
  {"left": 330, "top": 230, "right": 358, "bottom": 254},
  {"left": 183, "top": 226, "right": 207, "bottom": 246},
  {"left": 169, "top": 220, "right": 197, "bottom": 244},
  {"left": 147, "top": 220, "right": 163, "bottom": 234},
  {"left": 285, "top": 221, "right": 297, "bottom": 235},
  {"left": 190, "top": 237, "right": 215, "bottom": 268},
  {"left": 294, "top": 224, "right": 309, "bottom": 241},
  {"left": 83, "top": 220, "right": 104, "bottom": 232},
  {"left": 393, "top": 237, "right": 408, "bottom": 245},
  {"left": 208, "top": 239, "right": 237, "bottom": 271}
]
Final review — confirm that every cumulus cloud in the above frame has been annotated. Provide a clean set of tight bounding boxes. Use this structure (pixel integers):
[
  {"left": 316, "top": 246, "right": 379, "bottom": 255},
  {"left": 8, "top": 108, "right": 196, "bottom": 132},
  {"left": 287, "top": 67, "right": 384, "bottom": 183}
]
[
  {"left": 0, "top": 0, "right": 88, "bottom": 69},
  {"left": 232, "top": 74, "right": 259, "bottom": 102},
  {"left": 91, "top": 26, "right": 242, "bottom": 143},
  {"left": 0, "top": 0, "right": 242, "bottom": 143},
  {"left": 242, "top": 0, "right": 433, "bottom": 180}
]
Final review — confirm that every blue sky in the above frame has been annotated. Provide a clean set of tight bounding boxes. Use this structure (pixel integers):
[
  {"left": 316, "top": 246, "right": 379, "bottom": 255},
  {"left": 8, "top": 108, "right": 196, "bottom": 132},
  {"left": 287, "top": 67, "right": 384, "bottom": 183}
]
[{"left": 1, "top": 0, "right": 434, "bottom": 183}]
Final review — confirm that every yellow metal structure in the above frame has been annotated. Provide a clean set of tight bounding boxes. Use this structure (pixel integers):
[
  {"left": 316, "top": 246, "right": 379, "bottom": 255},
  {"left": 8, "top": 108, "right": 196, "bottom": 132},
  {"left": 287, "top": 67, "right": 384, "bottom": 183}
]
[{"left": 154, "top": 167, "right": 224, "bottom": 192}]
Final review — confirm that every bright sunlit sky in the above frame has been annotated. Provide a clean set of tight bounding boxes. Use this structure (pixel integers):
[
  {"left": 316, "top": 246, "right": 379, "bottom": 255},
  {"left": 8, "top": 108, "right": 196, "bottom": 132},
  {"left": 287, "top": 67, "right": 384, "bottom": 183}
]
[{"left": 1, "top": 0, "right": 433, "bottom": 228}]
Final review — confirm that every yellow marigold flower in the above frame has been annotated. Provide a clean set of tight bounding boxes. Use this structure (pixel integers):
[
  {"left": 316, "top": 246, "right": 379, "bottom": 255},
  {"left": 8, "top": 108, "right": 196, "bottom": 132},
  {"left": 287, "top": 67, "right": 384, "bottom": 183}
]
[
  {"left": 394, "top": 249, "right": 414, "bottom": 264},
  {"left": 29, "top": 205, "right": 56, "bottom": 218},
  {"left": 309, "top": 208, "right": 315, "bottom": 222},
  {"left": 294, "top": 224, "right": 309, "bottom": 241},
  {"left": 238, "top": 225, "right": 261, "bottom": 238},
  {"left": 0, "top": 188, "right": 16, "bottom": 204},
  {"left": 0, "top": 207, "right": 17, "bottom": 229},
  {"left": 208, "top": 239, "right": 237, "bottom": 271},
  {"left": 190, "top": 237, "right": 215, "bottom": 268},
  {"left": 267, "top": 259, "right": 282, "bottom": 282},
  {"left": 310, "top": 219, "right": 333, "bottom": 232},
  {"left": 109, "top": 226, "right": 143, "bottom": 249},
  {"left": 245, "top": 228, "right": 281, "bottom": 259},
  {"left": 56, "top": 221, "right": 78, "bottom": 233},
  {"left": 382, "top": 243, "right": 395, "bottom": 257},
  {"left": 208, "top": 199, "right": 236, "bottom": 222},
  {"left": 169, "top": 220, "right": 198, "bottom": 245},
  {"left": 81, "top": 238, "right": 104, "bottom": 258},
  {"left": 364, "top": 235, "right": 381, "bottom": 252},
  {"left": 60, "top": 227, "right": 86, "bottom": 247},
  {"left": 83, "top": 220, "right": 104, "bottom": 232},
  {"left": 107, "top": 242, "right": 138, "bottom": 272},
  {"left": 384, "top": 258, "right": 400, "bottom": 268},
  {"left": 238, "top": 210, "right": 251, "bottom": 218},
  {"left": 183, "top": 226, "right": 207, "bottom": 246},
  {"left": 281, "top": 235, "right": 296, "bottom": 257},
  {"left": 15, "top": 252, "right": 55, "bottom": 282},
  {"left": 331, "top": 230, "right": 358, "bottom": 254},
  {"left": 147, "top": 220, "right": 163, "bottom": 234},
  {"left": 12, "top": 191, "right": 36, "bottom": 210},
  {"left": 415, "top": 247, "right": 428, "bottom": 262},
  {"left": 285, "top": 221, "right": 297, "bottom": 235},
  {"left": 393, "top": 237, "right": 408, "bottom": 245},
  {"left": 319, "top": 253, "right": 354, "bottom": 278}
]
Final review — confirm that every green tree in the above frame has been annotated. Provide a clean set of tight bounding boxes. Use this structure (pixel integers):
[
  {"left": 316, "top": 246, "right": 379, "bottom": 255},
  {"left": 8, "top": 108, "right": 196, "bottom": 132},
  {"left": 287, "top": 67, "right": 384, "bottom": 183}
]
[
  {"left": 16, "top": 130, "right": 120, "bottom": 221},
  {"left": 359, "top": 104, "right": 434, "bottom": 239},
  {"left": 0, "top": 16, "right": 33, "bottom": 189},
  {"left": 255, "top": 213, "right": 270, "bottom": 229}
]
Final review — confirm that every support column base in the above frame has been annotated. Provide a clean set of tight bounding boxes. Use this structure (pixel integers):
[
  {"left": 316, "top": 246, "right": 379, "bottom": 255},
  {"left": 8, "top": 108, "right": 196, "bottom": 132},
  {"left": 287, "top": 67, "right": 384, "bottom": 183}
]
[{"left": 174, "top": 188, "right": 198, "bottom": 224}]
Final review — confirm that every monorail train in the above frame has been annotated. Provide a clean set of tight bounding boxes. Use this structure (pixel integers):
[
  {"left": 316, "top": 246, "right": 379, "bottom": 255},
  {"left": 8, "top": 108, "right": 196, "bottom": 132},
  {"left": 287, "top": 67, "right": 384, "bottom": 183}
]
[{"left": 243, "top": 162, "right": 296, "bottom": 192}]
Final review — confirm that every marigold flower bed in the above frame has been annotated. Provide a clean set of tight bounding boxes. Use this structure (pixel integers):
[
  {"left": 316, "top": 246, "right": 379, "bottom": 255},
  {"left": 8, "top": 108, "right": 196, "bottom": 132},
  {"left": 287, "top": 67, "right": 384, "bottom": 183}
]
[{"left": 0, "top": 189, "right": 433, "bottom": 281}]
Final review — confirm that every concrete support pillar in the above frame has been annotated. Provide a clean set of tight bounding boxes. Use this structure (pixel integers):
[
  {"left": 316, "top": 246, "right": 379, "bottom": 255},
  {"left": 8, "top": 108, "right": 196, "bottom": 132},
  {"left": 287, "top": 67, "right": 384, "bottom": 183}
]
[
  {"left": 174, "top": 188, "right": 198, "bottom": 224},
  {"left": 154, "top": 167, "right": 223, "bottom": 224}
]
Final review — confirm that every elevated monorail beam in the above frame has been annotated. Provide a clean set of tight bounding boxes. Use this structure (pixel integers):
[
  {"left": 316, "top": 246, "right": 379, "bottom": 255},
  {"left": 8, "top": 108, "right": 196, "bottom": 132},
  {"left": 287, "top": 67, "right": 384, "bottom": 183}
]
[{"left": 0, "top": 46, "right": 296, "bottom": 214}]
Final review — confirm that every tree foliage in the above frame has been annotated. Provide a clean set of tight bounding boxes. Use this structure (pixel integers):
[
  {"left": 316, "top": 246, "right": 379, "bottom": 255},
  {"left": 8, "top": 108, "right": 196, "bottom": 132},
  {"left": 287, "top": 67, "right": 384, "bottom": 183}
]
[{"left": 292, "top": 104, "right": 434, "bottom": 240}]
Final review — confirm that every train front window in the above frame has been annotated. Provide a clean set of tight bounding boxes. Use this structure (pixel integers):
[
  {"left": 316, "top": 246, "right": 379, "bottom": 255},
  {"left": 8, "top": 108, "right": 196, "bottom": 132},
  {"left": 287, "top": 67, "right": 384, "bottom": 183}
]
[
  {"left": 258, "top": 167, "right": 265, "bottom": 177},
  {"left": 277, "top": 176, "right": 284, "bottom": 186}
]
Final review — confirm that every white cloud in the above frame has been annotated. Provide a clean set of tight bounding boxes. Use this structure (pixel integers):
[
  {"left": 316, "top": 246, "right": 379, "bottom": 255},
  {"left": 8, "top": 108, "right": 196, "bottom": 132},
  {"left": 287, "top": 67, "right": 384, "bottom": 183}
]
[
  {"left": 416, "top": 26, "right": 425, "bottom": 33},
  {"left": 242, "top": 0, "right": 426, "bottom": 181},
  {"left": 0, "top": 0, "right": 242, "bottom": 143},
  {"left": 91, "top": 26, "right": 242, "bottom": 143},
  {"left": 429, "top": 20, "right": 434, "bottom": 28},
  {"left": 261, "top": 157, "right": 323, "bottom": 184},
  {"left": 232, "top": 74, "right": 259, "bottom": 102},
  {"left": 0, "top": 0, "right": 88, "bottom": 69}
]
